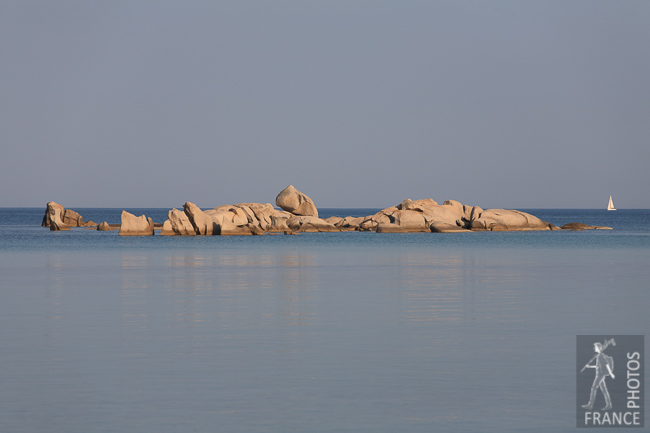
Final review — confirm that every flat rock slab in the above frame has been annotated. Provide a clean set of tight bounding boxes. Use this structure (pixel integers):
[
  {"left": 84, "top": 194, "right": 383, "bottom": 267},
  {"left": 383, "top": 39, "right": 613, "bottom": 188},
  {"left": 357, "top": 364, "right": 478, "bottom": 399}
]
[{"left": 560, "top": 222, "right": 613, "bottom": 230}]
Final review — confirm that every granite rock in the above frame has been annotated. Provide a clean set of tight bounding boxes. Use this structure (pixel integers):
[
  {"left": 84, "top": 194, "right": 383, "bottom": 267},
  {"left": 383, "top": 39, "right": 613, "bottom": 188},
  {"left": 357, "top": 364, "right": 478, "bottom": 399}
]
[
  {"left": 118, "top": 211, "right": 154, "bottom": 236},
  {"left": 276, "top": 185, "right": 318, "bottom": 217}
]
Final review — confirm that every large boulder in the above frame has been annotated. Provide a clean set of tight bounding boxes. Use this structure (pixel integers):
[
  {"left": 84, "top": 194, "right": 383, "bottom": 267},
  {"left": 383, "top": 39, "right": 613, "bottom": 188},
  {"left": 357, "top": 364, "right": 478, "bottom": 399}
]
[
  {"left": 275, "top": 185, "right": 318, "bottom": 217},
  {"left": 470, "top": 209, "right": 558, "bottom": 231},
  {"left": 48, "top": 205, "right": 71, "bottom": 231},
  {"left": 421, "top": 206, "right": 469, "bottom": 230},
  {"left": 42, "top": 202, "right": 65, "bottom": 227},
  {"left": 183, "top": 202, "right": 220, "bottom": 235},
  {"left": 62, "top": 209, "right": 84, "bottom": 227},
  {"left": 389, "top": 210, "right": 430, "bottom": 232},
  {"left": 118, "top": 211, "right": 154, "bottom": 236},
  {"left": 161, "top": 208, "right": 196, "bottom": 236}
]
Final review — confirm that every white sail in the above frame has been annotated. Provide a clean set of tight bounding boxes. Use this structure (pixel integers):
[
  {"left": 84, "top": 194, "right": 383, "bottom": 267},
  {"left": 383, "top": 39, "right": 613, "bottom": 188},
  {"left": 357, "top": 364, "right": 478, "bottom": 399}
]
[{"left": 607, "top": 196, "right": 616, "bottom": 211}]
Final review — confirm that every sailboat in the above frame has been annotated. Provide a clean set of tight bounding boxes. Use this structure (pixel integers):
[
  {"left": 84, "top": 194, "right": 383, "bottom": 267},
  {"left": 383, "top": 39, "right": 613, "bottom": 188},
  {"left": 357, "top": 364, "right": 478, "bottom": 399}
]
[{"left": 607, "top": 196, "right": 616, "bottom": 211}]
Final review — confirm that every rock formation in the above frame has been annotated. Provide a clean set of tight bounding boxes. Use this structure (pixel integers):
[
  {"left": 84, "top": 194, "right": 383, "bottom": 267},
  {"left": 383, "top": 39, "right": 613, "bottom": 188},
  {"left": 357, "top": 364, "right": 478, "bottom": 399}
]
[
  {"left": 42, "top": 202, "right": 65, "bottom": 227},
  {"left": 61, "top": 209, "right": 84, "bottom": 227},
  {"left": 158, "top": 202, "right": 280, "bottom": 236},
  {"left": 275, "top": 185, "right": 318, "bottom": 217},
  {"left": 332, "top": 198, "right": 558, "bottom": 233},
  {"left": 97, "top": 221, "right": 118, "bottom": 231},
  {"left": 42, "top": 202, "right": 96, "bottom": 228},
  {"left": 160, "top": 208, "right": 195, "bottom": 236},
  {"left": 118, "top": 211, "right": 154, "bottom": 236},
  {"left": 470, "top": 209, "right": 558, "bottom": 231},
  {"left": 48, "top": 204, "right": 71, "bottom": 231},
  {"left": 43, "top": 188, "right": 606, "bottom": 236}
]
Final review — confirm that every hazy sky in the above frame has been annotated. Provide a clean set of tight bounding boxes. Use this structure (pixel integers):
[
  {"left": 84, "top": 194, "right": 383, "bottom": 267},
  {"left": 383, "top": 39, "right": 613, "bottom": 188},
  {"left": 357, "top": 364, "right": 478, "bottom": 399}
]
[{"left": 2, "top": 1, "right": 649, "bottom": 209}]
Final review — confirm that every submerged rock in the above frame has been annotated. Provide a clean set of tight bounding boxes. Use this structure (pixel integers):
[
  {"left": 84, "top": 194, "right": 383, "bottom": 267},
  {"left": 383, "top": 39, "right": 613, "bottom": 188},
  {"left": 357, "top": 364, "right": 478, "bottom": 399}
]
[{"left": 560, "top": 222, "right": 613, "bottom": 231}]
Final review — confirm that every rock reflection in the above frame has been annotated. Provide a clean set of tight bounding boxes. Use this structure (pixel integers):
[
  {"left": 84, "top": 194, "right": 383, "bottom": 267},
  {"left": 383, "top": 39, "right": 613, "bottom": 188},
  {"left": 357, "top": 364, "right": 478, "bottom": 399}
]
[
  {"left": 46, "top": 254, "right": 65, "bottom": 306},
  {"left": 120, "top": 253, "right": 153, "bottom": 331},
  {"left": 154, "top": 252, "right": 317, "bottom": 332},
  {"left": 277, "top": 254, "right": 315, "bottom": 329},
  {"left": 45, "top": 254, "right": 66, "bottom": 330},
  {"left": 397, "top": 251, "right": 525, "bottom": 323}
]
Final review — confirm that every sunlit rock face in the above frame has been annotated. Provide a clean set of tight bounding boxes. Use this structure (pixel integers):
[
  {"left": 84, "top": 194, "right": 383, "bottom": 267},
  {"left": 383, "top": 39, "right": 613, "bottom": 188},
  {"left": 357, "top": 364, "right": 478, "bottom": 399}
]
[
  {"left": 275, "top": 185, "right": 318, "bottom": 218},
  {"left": 118, "top": 211, "right": 154, "bottom": 236}
]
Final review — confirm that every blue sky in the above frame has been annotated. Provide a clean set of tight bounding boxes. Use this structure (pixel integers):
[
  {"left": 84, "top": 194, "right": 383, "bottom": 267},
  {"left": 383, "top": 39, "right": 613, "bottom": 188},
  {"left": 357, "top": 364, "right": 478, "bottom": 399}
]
[{"left": 2, "top": 1, "right": 649, "bottom": 209}]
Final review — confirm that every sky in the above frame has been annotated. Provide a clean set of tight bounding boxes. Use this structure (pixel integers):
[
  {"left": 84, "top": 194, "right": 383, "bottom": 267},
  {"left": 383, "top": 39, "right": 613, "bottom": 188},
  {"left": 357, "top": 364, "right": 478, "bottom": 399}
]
[{"left": 2, "top": 1, "right": 649, "bottom": 209}]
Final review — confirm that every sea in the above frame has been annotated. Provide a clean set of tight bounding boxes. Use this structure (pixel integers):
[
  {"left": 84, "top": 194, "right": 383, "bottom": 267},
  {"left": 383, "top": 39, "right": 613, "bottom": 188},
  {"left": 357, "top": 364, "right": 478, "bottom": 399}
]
[{"left": 1, "top": 207, "right": 648, "bottom": 433}]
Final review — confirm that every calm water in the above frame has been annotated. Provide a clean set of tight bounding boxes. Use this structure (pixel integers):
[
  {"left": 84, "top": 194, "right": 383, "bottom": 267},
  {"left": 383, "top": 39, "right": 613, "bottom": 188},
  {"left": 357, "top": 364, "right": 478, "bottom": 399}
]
[{"left": 1, "top": 208, "right": 649, "bottom": 432}]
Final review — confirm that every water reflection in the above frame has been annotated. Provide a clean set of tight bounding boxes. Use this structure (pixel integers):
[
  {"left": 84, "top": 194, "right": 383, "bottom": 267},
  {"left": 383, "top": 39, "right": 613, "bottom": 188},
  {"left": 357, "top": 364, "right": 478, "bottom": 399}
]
[
  {"left": 46, "top": 254, "right": 65, "bottom": 318},
  {"left": 113, "top": 249, "right": 534, "bottom": 337},
  {"left": 117, "top": 252, "right": 318, "bottom": 346},
  {"left": 396, "top": 251, "right": 529, "bottom": 324},
  {"left": 276, "top": 254, "right": 315, "bottom": 329},
  {"left": 120, "top": 254, "right": 151, "bottom": 332},
  {"left": 44, "top": 254, "right": 66, "bottom": 346}
]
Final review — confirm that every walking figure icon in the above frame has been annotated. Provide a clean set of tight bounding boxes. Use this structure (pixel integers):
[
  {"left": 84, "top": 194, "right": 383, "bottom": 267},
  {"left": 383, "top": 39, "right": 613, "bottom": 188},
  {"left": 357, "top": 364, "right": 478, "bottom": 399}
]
[{"left": 580, "top": 338, "right": 616, "bottom": 410}]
